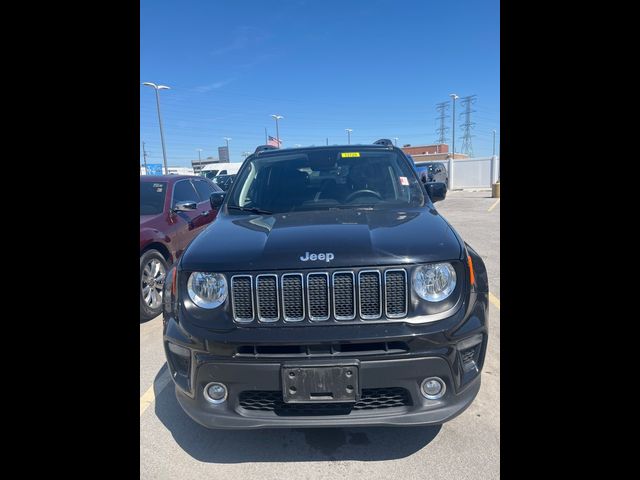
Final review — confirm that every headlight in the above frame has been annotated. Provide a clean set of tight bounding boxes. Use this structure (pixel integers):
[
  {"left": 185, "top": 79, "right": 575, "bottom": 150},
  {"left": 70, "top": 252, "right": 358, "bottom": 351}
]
[
  {"left": 187, "top": 272, "right": 228, "bottom": 309},
  {"left": 412, "top": 263, "right": 457, "bottom": 302}
]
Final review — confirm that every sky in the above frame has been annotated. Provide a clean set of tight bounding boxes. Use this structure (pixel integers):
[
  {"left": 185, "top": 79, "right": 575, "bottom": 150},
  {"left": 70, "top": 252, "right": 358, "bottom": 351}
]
[{"left": 140, "top": 0, "right": 499, "bottom": 167}]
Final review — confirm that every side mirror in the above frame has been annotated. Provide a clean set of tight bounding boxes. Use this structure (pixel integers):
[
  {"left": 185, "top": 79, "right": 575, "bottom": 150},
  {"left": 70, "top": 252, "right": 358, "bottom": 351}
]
[
  {"left": 210, "top": 192, "right": 225, "bottom": 209},
  {"left": 425, "top": 182, "right": 447, "bottom": 203},
  {"left": 173, "top": 201, "right": 197, "bottom": 212}
]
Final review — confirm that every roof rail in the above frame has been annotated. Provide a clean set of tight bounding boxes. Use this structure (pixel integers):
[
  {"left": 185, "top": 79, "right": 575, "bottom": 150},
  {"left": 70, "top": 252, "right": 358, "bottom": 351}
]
[
  {"left": 373, "top": 138, "right": 393, "bottom": 146},
  {"left": 254, "top": 144, "right": 278, "bottom": 155}
]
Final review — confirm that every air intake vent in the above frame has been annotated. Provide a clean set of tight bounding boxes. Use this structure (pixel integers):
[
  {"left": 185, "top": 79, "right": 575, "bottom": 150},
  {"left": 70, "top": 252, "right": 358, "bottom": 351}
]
[
  {"left": 307, "top": 273, "right": 329, "bottom": 321},
  {"left": 385, "top": 269, "right": 407, "bottom": 318},
  {"left": 359, "top": 271, "right": 382, "bottom": 319},
  {"left": 239, "top": 387, "right": 411, "bottom": 416},
  {"left": 333, "top": 272, "right": 355, "bottom": 320},
  {"left": 281, "top": 274, "right": 304, "bottom": 321},
  {"left": 231, "top": 275, "right": 253, "bottom": 322},
  {"left": 256, "top": 274, "right": 279, "bottom": 322}
]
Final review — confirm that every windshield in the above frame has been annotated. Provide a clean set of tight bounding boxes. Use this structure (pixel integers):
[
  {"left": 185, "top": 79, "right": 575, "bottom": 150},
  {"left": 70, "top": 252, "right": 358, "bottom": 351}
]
[
  {"left": 416, "top": 163, "right": 436, "bottom": 173},
  {"left": 140, "top": 181, "right": 167, "bottom": 215},
  {"left": 228, "top": 148, "right": 424, "bottom": 214}
]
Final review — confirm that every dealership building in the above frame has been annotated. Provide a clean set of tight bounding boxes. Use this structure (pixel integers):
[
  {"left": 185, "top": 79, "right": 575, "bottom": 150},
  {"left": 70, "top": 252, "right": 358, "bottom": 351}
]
[{"left": 401, "top": 143, "right": 468, "bottom": 161}]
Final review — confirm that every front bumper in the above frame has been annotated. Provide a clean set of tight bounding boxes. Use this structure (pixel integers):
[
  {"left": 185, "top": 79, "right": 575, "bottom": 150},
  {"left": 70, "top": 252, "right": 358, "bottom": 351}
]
[
  {"left": 173, "top": 355, "right": 481, "bottom": 429},
  {"left": 163, "top": 290, "right": 488, "bottom": 429}
]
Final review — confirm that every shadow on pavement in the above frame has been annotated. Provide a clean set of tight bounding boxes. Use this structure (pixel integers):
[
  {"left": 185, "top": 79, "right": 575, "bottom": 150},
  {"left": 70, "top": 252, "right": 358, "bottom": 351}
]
[
  {"left": 140, "top": 313, "right": 161, "bottom": 325},
  {"left": 152, "top": 367, "right": 441, "bottom": 463}
]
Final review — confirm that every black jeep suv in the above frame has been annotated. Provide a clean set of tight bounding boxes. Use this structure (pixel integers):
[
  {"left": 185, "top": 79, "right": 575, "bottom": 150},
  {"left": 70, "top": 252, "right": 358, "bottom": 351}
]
[{"left": 162, "top": 140, "right": 488, "bottom": 429}]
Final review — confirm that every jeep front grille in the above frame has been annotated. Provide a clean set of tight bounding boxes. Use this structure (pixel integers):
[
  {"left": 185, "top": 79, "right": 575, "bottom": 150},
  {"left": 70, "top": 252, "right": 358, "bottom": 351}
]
[{"left": 230, "top": 267, "right": 407, "bottom": 324}]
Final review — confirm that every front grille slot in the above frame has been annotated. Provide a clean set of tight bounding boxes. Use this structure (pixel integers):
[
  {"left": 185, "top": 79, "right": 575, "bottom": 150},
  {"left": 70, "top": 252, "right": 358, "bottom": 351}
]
[
  {"left": 307, "top": 273, "right": 329, "bottom": 321},
  {"left": 231, "top": 275, "right": 254, "bottom": 322},
  {"left": 333, "top": 271, "right": 355, "bottom": 320},
  {"left": 239, "top": 387, "right": 411, "bottom": 416},
  {"left": 281, "top": 274, "right": 304, "bottom": 321},
  {"left": 230, "top": 267, "right": 407, "bottom": 323},
  {"left": 359, "top": 271, "right": 382, "bottom": 319},
  {"left": 256, "top": 274, "right": 279, "bottom": 322},
  {"left": 385, "top": 269, "right": 408, "bottom": 318}
]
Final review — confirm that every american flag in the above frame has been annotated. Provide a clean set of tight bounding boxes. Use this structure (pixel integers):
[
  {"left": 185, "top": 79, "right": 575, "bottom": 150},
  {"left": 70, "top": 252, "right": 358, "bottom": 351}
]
[{"left": 267, "top": 135, "right": 282, "bottom": 147}]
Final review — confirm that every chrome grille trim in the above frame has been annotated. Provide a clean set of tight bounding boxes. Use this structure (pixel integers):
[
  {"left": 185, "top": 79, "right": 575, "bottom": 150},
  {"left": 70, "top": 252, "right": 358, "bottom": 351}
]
[
  {"left": 230, "top": 268, "right": 409, "bottom": 323},
  {"left": 281, "top": 273, "right": 305, "bottom": 322},
  {"left": 230, "top": 275, "right": 254, "bottom": 323},
  {"left": 332, "top": 271, "right": 356, "bottom": 320},
  {"left": 384, "top": 269, "right": 408, "bottom": 318},
  {"left": 256, "top": 274, "right": 280, "bottom": 322},
  {"left": 306, "top": 272, "right": 330, "bottom": 321},
  {"left": 358, "top": 270, "right": 382, "bottom": 320}
]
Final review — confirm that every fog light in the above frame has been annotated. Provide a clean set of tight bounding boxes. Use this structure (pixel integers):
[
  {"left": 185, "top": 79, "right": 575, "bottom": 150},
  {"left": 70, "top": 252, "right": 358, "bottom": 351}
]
[
  {"left": 421, "top": 377, "right": 446, "bottom": 399},
  {"left": 204, "top": 382, "right": 228, "bottom": 404}
]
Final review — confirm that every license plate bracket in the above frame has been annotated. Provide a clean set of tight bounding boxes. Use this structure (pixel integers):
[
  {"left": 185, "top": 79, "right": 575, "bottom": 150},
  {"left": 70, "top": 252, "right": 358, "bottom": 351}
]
[{"left": 282, "top": 365, "right": 359, "bottom": 403}]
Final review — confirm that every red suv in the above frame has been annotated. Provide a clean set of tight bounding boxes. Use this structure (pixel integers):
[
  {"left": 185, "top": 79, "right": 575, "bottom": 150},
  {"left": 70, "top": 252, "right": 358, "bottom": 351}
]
[{"left": 140, "top": 175, "right": 222, "bottom": 320}]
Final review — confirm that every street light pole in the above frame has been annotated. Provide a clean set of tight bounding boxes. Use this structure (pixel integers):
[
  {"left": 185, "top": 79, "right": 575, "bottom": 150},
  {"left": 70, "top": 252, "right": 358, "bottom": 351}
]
[
  {"left": 492, "top": 130, "right": 496, "bottom": 156},
  {"left": 142, "top": 141, "right": 148, "bottom": 175},
  {"left": 223, "top": 137, "right": 232, "bottom": 161},
  {"left": 393, "top": 137, "right": 399, "bottom": 146},
  {"left": 345, "top": 128, "right": 353, "bottom": 145},
  {"left": 197, "top": 148, "right": 203, "bottom": 175},
  {"left": 271, "top": 115, "right": 284, "bottom": 147},
  {"left": 449, "top": 93, "right": 459, "bottom": 159},
  {"left": 142, "top": 82, "right": 170, "bottom": 174}
]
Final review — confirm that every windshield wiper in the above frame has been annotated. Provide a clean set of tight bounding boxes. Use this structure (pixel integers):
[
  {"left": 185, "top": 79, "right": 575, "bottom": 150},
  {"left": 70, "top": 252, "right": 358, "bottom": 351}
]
[
  {"left": 227, "top": 205, "right": 273, "bottom": 215},
  {"left": 328, "top": 205, "right": 375, "bottom": 211}
]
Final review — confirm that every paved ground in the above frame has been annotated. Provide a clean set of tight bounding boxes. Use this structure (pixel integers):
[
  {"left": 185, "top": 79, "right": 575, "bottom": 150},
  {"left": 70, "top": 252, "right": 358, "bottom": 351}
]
[{"left": 140, "top": 190, "right": 500, "bottom": 479}]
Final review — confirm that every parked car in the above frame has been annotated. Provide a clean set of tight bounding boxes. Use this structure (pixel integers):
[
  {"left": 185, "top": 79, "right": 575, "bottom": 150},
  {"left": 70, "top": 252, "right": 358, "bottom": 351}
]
[
  {"left": 414, "top": 161, "right": 448, "bottom": 186},
  {"left": 140, "top": 175, "right": 222, "bottom": 321},
  {"left": 162, "top": 139, "right": 488, "bottom": 429},
  {"left": 212, "top": 174, "right": 236, "bottom": 192}
]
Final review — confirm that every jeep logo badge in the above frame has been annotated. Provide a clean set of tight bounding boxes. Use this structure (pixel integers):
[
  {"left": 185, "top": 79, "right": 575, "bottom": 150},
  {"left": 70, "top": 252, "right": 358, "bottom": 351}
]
[{"left": 300, "top": 252, "right": 334, "bottom": 262}]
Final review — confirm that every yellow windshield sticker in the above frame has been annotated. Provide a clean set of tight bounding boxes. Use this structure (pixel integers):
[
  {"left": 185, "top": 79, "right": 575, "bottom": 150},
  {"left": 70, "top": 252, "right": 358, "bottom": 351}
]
[{"left": 341, "top": 152, "right": 360, "bottom": 158}]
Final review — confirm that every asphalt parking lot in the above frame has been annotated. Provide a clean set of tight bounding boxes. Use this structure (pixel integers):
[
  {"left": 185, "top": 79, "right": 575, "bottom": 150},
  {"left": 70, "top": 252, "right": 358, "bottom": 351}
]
[{"left": 140, "top": 190, "right": 500, "bottom": 479}]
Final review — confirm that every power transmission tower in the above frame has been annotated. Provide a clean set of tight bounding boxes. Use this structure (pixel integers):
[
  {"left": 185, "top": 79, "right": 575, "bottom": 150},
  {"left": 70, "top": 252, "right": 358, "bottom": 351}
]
[
  {"left": 435, "top": 101, "right": 449, "bottom": 145},
  {"left": 459, "top": 95, "right": 477, "bottom": 157}
]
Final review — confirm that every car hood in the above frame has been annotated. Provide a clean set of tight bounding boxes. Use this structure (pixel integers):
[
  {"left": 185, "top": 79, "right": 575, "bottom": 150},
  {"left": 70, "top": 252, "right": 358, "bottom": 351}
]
[{"left": 180, "top": 207, "right": 462, "bottom": 272}]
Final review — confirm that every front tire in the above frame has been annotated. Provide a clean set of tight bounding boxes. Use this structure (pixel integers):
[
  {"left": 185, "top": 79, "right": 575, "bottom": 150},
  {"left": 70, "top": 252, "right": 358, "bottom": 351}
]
[{"left": 140, "top": 249, "right": 168, "bottom": 321}]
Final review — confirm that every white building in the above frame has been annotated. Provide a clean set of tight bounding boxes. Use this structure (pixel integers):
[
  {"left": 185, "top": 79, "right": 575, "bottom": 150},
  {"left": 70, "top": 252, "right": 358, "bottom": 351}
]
[{"left": 140, "top": 166, "right": 195, "bottom": 175}]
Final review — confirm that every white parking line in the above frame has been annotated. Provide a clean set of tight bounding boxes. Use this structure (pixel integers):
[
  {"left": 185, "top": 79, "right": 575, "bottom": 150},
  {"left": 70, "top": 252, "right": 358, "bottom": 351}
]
[
  {"left": 487, "top": 199, "right": 500, "bottom": 212},
  {"left": 140, "top": 370, "right": 171, "bottom": 417}
]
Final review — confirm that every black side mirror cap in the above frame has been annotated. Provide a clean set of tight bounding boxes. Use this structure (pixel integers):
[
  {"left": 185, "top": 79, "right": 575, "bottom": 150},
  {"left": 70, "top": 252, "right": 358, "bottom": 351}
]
[
  {"left": 210, "top": 192, "right": 226, "bottom": 209},
  {"left": 425, "top": 182, "right": 447, "bottom": 203}
]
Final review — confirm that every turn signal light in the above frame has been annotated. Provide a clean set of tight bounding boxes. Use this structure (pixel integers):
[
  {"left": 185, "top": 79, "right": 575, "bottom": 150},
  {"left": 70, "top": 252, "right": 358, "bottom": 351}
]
[
  {"left": 467, "top": 255, "right": 476, "bottom": 286},
  {"left": 171, "top": 267, "right": 177, "bottom": 296}
]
